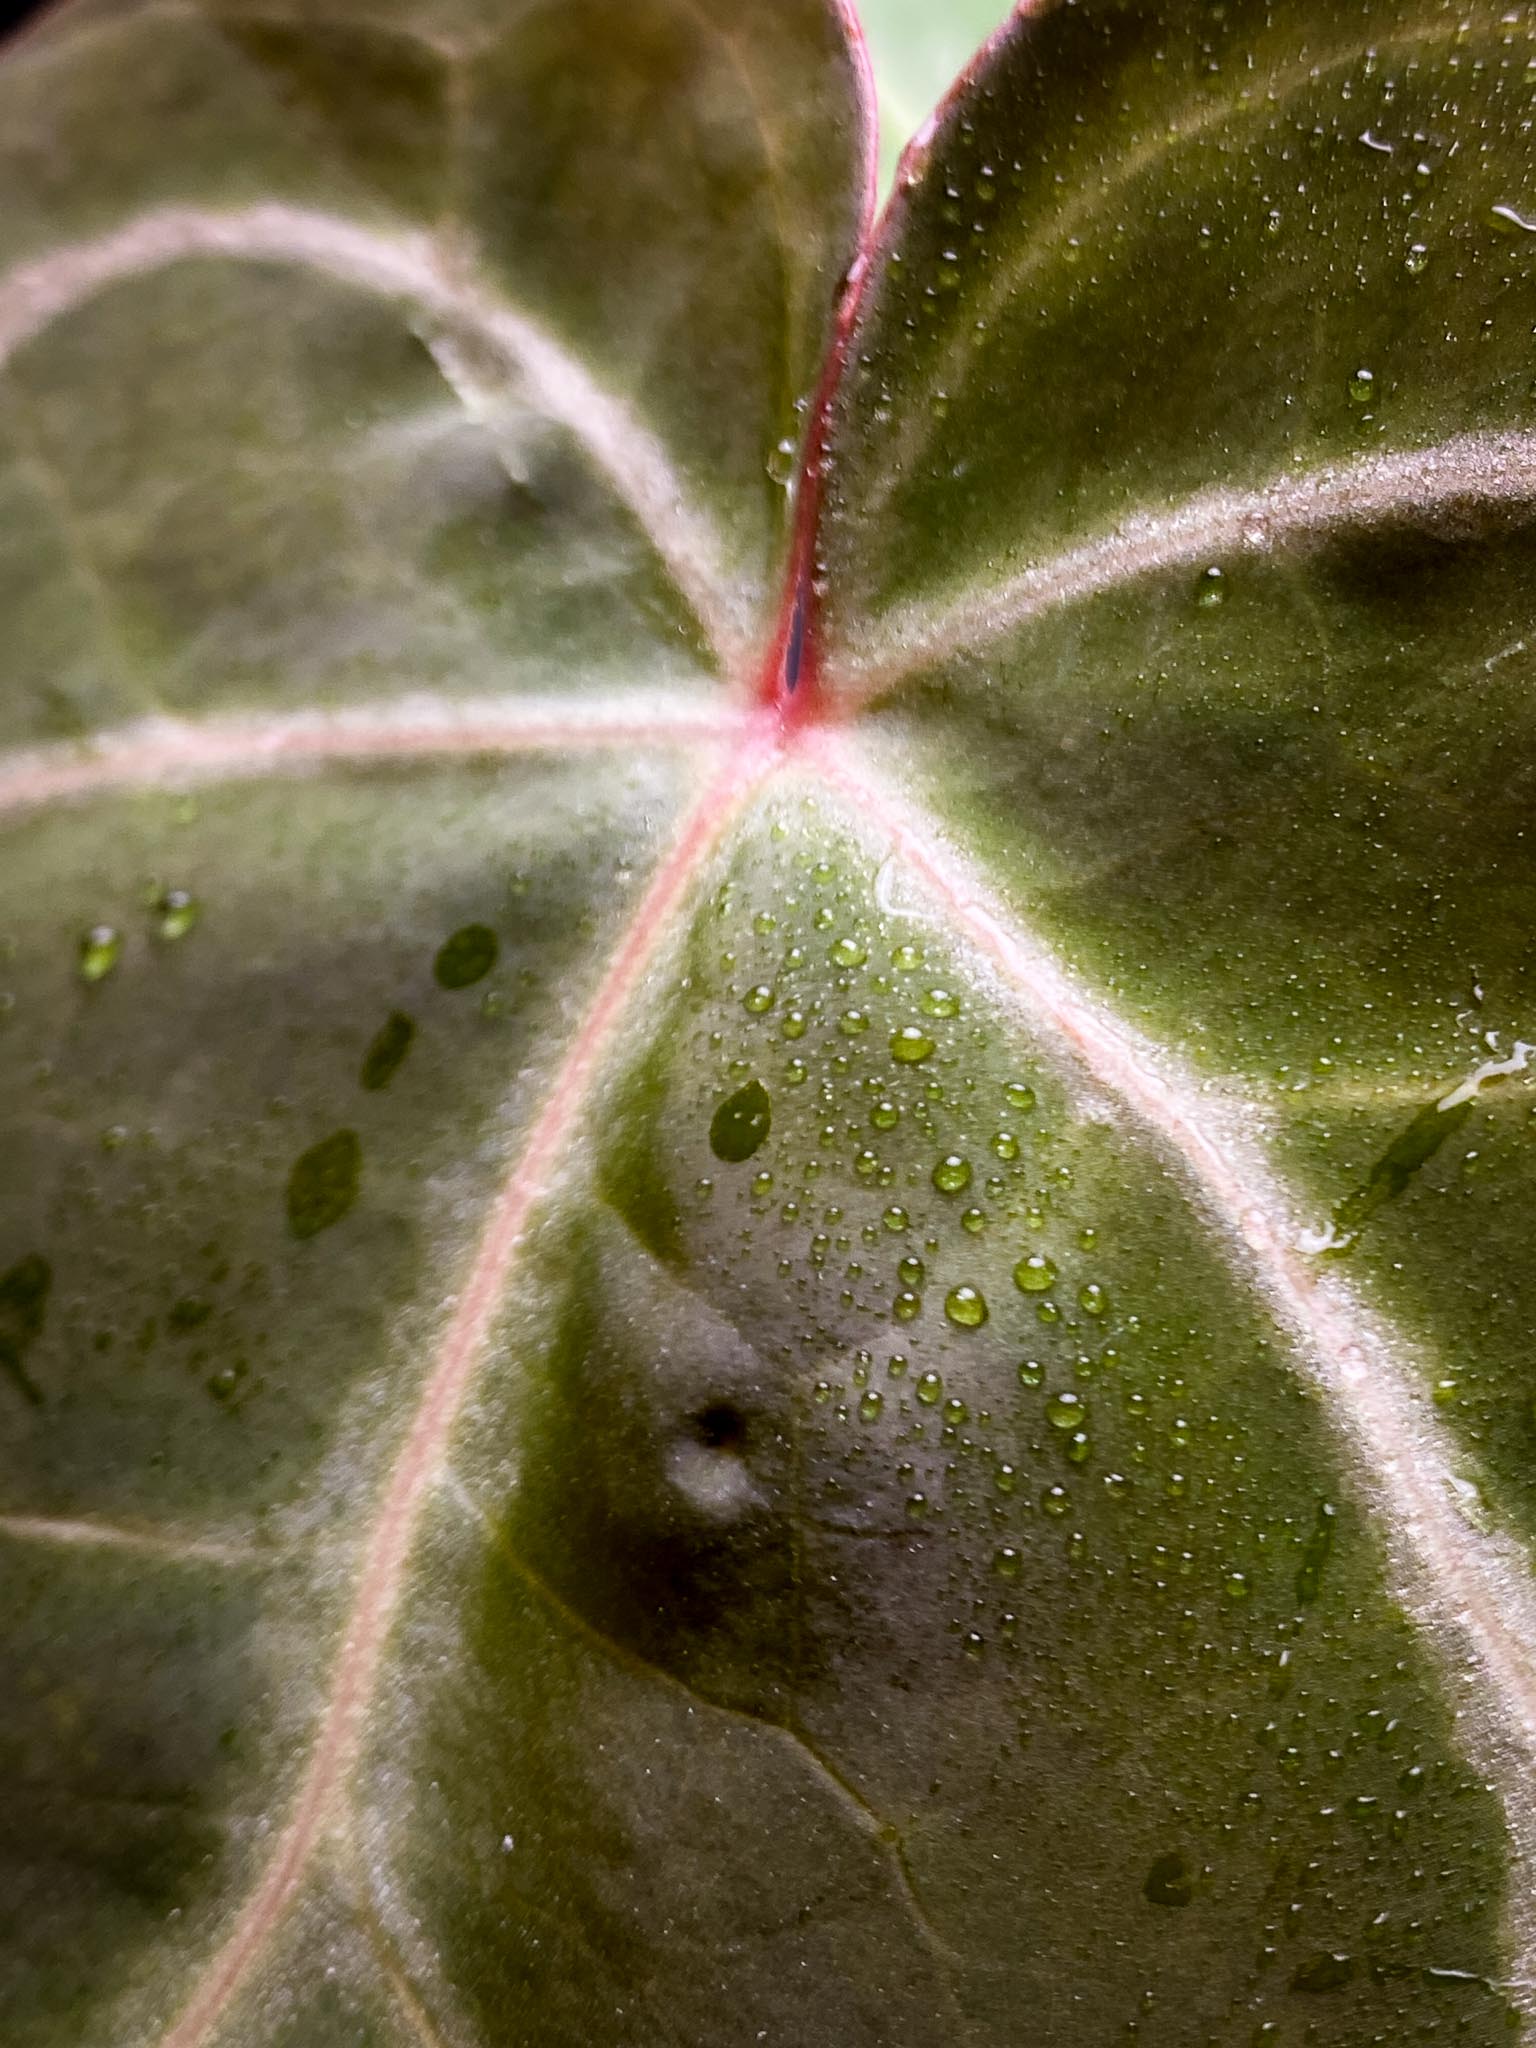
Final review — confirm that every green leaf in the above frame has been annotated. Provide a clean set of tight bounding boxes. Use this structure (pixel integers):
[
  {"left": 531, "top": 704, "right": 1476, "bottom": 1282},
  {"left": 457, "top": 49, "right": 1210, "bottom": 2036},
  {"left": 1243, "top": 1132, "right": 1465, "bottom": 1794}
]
[{"left": 3, "top": 0, "right": 1536, "bottom": 2044}]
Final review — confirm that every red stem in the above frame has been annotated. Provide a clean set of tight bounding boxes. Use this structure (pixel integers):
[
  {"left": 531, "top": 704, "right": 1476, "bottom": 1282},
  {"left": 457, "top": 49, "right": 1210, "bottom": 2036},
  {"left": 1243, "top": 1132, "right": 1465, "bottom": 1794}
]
[{"left": 761, "top": 0, "right": 1031, "bottom": 731}]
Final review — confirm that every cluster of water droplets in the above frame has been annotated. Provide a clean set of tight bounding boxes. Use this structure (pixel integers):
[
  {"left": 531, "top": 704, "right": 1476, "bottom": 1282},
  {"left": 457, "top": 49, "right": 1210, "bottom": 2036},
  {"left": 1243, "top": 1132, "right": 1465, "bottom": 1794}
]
[{"left": 648, "top": 798, "right": 1514, "bottom": 2025}]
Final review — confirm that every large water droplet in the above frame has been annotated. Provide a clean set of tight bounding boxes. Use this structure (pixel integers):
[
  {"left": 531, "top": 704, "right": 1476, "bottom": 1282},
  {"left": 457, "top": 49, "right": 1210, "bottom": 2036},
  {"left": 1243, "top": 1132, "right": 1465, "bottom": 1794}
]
[
  {"left": 77, "top": 924, "right": 121, "bottom": 983},
  {"left": 1143, "top": 1851, "right": 1193, "bottom": 1908},
  {"left": 155, "top": 888, "right": 199, "bottom": 940},
  {"left": 890, "top": 1026, "right": 936, "bottom": 1064},
  {"left": 435, "top": 923, "right": 498, "bottom": 989},
  {"left": 932, "top": 1153, "right": 972, "bottom": 1193},
  {"left": 709, "top": 1079, "right": 772, "bottom": 1162},
  {"left": 1013, "top": 1252, "right": 1057, "bottom": 1294},
  {"left": 766, "top": 436, "right": 797, "bottom": 486},
  {"left": 287, "top": 1129, "right": 362, "bottom": 1239},
  {"left": 944, "top": 1285, "right": 988, "bottom": 1328},
  {"left": 360, "top": 1010, "right": 415, "bottom": 1091}
]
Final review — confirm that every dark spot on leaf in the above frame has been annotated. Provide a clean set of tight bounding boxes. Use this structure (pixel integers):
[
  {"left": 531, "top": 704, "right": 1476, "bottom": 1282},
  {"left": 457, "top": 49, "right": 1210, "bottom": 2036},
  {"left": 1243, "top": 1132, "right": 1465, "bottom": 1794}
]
[
  {"left": 693, "top": 1401, "right": 746, "bottom": 1452},
  {"left": 287, "top": 1130, "right": 362, "bottom": 1240},
  {"left": 434, "top": 923, "right": 498, "bottom": 989},
  {"left": 1291, "top": 1952, "right": 1355, "bottom": 1994},
  {"left": 1325, "top": 1096, "right": 1472, "bottom": 1250},
  {"left": 1295, "top": 1498, "right": 1336, "bottom": 1607},
  {"left": 709, "top": 1078, "right": 771, "bottom": 1163},
  {"left": 0, "top": 1253, "right": 49, "bottom": 1405},
  {"left": 168, "top": 1296, "right": 213, "bottom": 1335},
  {"left": 1142, "top": 1850, "right": 1193, "bottom": 1907},
  {"left": 360, "top": 1009, "right": 416, "bottom": 1089}
]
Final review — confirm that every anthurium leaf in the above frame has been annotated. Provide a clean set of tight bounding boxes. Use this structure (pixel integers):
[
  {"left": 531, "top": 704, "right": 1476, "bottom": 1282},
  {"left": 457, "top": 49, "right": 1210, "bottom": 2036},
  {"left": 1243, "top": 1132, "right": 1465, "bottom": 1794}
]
[{"left": 4, "top": 0, "right": 1536, "bottom": 2044}]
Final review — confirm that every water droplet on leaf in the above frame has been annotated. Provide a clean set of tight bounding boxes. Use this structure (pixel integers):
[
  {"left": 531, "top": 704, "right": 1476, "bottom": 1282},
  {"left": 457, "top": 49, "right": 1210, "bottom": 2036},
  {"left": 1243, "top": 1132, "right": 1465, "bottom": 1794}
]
[
  {"left": 435, "top": 923, "right": 498, "bottom": 989},
  {"left": 944, "top": 1285, "right": 988, "bottom": 1328},
  {"left": 77, "top": 925, "right": 120, "bottom": 983},
  {"left": 1014, "top": 1252, "right": 1057, "bottom": 1293},
  {"left": 155, "top": 888, "right": 199, "bottom": 940},
  {"left": 709, "top": 1079, "right": 772, "bottom": 1163},
  {"left": 1143, "top": 1851, "right": 1193, "bottom": 1907},
  {"left": 1047, "top": 1391, "right": 1085, "bottom": 1429},
  {"left": 287, "top": 1129, "right": 362, "bottom": 1240},
  {"left": 360, "top": 1011, "right": 415, "bottom": 1091},
  {"left": 890, "top": 1026, "right": 936, "bottom": 1064}
]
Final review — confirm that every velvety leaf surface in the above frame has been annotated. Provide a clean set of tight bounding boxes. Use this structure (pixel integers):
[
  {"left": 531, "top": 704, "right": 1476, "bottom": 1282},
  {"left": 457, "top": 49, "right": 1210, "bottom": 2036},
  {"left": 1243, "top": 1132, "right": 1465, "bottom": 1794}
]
[
  {"left": 0, "top": 0, "right": 870, "bottom": 720},
  {"left": 818, "top": 0, "right": 1536, "bottom": 1543},
  {"left": 383, "top": 793, "right": 1513, "bottom": 2044},
  {"left": 3, "top": 0, "right": 1536, "bottom": 2044}
]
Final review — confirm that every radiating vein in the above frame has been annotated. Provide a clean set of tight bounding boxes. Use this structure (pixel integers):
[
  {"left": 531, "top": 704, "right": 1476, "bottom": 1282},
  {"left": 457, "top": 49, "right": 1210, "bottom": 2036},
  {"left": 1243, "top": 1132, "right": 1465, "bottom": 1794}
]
[
  {"left": 842, "top": 430, "right": 1536, "bottom": 698},
  {"left": 349, "top": 1891, "right": 458, "bottom": 2048},
  {"left": 152, "top": 728, "right": 778, "bottom": 2048},
  {"left": 453, "top": 1476, "right": 963, "bottom": 1982},
  {"left": 0, "top": 695, "right": 745, "bottom": 816},
  {"left": 340, "top": 1691, "right": 687, "bottom": 2048},
  {"left": 0, "top": 203, "right": 752, "bottom": 679},
  {"left": 806, "top": 727, "right": 1536, "bottom": 2014},
  {"left": 0, "top": 1512, "right": 266, "bottom": 1568}
]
